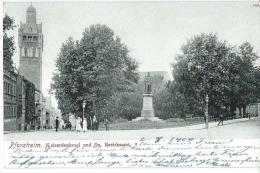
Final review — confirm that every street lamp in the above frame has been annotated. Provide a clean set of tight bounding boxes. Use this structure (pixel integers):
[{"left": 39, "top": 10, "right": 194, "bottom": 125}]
[
  {"left": 82, "top": 100, "right": 86, "bottom": 122},
  {"left": 91, "top": 94, "right": 97, "bottom": 130},
  {"left": 205, "top": 94, "right": 209, "bottom": 129}
]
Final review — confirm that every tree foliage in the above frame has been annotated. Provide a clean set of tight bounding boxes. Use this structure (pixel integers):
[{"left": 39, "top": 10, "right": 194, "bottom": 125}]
[
  {"left": 168, "top": 33, "right": 259, "bottom": 118},
  {"left": 24, "top": 80, "right": 36, "bottom": 124},
  {"left": 51, "top": 24, "right": 139, "bottom": 120},
  {"left": 3, "top": 14, "right": 16, "bottom": 71}
]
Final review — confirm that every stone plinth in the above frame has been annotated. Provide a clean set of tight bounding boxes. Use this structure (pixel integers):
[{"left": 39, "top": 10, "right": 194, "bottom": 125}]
[
  {"left": 132, "top": 94, "right": 162, "bottom": 121},
  {"left": 141, "top": 94, "right": 154, "bottom": 118}
]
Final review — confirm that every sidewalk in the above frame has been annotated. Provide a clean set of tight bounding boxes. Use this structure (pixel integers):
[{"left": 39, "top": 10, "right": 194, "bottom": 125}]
[
  {"left": 4, "top": 116, "right": 260, "bottom": 140},
  {"left": 188, "top": 116, "right": 259, "bottom": 130}
]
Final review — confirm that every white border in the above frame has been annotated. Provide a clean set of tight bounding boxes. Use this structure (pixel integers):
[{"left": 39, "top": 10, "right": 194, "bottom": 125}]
[{"left": 1, "top": 0, "right": 259, "bottom": 173}]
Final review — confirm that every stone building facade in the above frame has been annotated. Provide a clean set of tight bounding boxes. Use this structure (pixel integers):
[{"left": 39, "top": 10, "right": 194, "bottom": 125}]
[
  {"left": 3, "top": 68, "right": 36, "bottom": 131},
  {"left": 3, "top": 69, "right": 18, "bottom": 131}
]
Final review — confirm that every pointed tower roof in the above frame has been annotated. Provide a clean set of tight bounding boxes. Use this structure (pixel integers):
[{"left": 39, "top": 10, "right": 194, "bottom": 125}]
[
  {"left": 26, "top": 3, "right": 37, "bottom": 24},
  {"left": 27, "top": 3, "right": 36, "bottom": 13}
]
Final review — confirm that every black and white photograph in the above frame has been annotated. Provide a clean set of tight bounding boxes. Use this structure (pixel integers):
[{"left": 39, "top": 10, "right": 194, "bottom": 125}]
[{"left": 1, "top": 0, "right": 260, "bottom": 170}]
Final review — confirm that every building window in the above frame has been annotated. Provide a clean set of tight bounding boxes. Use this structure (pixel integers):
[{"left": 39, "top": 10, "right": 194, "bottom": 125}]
[
  {"left": 29, "top": 27, "right": 32, "bottom": 33},
  {"left": 4, "top": 106, "right": 6, "bottom": 116},
  {"left": 30, "top": 47, "right": 33, "bottom": 57},
  {"left": 35, "top": 48, "right": 38, "bottom": 57},
  {"left": 21, "top": 47, "right": 25, "bottom": 56},
  {"left": 33, "top": 47, "right": 36, "bottom": 57},
  {"left": 14, "top": 85, "right": 16, "bottom": 95},
  {"left": 28, "top": 36, "right": 32, "bottom": 41},
  {"left": 28, "top": 47, "right": 32, "bottom": 57},
  {"left": 4, "top": 82, "right": 6, "bottom": 93},
  {"left": 24, "top": 48, "right": 28, "bottom": 57},
  {"left": 38, "top": 48, "right": 41, "bottom": 57},
  {"left": 10, "top": 84, "right": 12, "bottom": 95},
  {"left": 7, "top": 83, "right": 9, "bottom": 94},
  {"left": 23, "top": 36, "right": 27, "bottom": 41},
  {"left": 33, "top": 36, "right": 37, "bottom": 41}
]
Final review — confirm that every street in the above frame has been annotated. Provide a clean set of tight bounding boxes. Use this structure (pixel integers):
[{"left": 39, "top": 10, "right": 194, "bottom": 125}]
[{"left": 4, "top": 117, "right": 260, "bottom": 140}]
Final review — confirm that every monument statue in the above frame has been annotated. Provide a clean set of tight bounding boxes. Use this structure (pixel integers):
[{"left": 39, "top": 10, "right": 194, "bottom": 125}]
[
  {"left": 144, "top": 72, "right": 152, "bottom": 94},
  {"left": 132, "top": 72, "right": 162, "bottom": 121}
]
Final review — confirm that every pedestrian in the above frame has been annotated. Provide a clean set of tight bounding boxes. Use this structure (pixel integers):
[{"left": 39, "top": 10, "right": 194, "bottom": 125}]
[
  {"left": 82, "top": 118, "right": 87, "bottom": 132},
  {"left": 104, "top": 118, "right": 109, "bottom": 131},
  {"left": 93, "top": 115, "right": 98, "bottom": 130},
  {"left": 247, "top": 113, "right": 251, "bottom": 120},
  {"left": 55, "top": 117, "right": 59, "bottom": 132},
  {"left": 76, "top": 117, "right": 82, "bottom": 132},
  {"left": 218, "top": 114, "right": 224, "bottom": 126}
]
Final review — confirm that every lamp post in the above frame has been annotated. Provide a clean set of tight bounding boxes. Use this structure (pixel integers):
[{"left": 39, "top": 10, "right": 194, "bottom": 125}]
[
  {"left": 205, "top": 94, "right": 209, "bottom": 129},
  {"left": 82, "top": 100, "right": 86, "bottom": 122},
  {"left": 91, "top": 93, "right": 97, "bottom": 130}
]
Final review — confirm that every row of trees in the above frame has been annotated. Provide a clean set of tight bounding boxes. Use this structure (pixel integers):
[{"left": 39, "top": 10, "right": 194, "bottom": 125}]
[
  {"left": 52, "top": 25, "right": 259, "bottom": 121},
  {"left": 157, "top": 33, "right": 260, "bottom": 119}
]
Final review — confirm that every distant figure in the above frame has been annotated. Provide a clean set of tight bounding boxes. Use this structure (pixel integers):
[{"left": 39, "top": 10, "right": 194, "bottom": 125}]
[
  {"left": 76, "top": 117, "right": 82, "bottom": 132},
  {"left": 93, "top": 115, "right": 98, "bottom": 130},
  {"left": 104, "top": 118, "right": 109, "bottom": 131},
  {"left": 55, "top": 117, "right": 59, "bottom": 132},
  {"left": 247, "top": 113, "right": 251, "bottom": 120},
  {"left": 82, "top": 118, "right": 88, "bottom": 132},
  {"left": 218, "top": 114, "right": 224, "bottom": 126}
]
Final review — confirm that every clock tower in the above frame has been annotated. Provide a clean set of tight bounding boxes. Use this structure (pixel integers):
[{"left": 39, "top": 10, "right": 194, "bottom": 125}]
[{"left": 18, "top": 4, "right": 43, "bottom": 91}]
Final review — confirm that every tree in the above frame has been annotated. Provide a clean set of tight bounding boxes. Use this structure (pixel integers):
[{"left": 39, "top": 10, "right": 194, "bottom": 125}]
[
  {"left": 98, "top": 89, "right": 143, "bottom": 121},
  {"left": 170, "top": 33, "right": 259, "bottom": 118},
  {"left": 3, "top": 14, "right": 16, "bottom": 71},
  {"left": 254, "top": 66, "right": 260, "bottom": 103},
  {"left": 171, "top": 33, "right": 231, "bottom": 118},
  {"left": 226, "top": 43, "right": 259, "bottom": 117},
  {"left": 51, "top": 24, "right": 139, "bottom": 121}
]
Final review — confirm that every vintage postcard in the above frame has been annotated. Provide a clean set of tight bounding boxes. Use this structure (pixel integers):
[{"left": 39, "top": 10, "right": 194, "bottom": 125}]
[{"left": 1, "top": 0, "right": 260, "bottom": 172}]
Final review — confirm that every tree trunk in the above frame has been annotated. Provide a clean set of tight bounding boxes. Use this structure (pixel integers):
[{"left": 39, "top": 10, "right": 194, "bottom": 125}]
[{"left": 230, "top": 103, "right": 236, "bottom": 118}]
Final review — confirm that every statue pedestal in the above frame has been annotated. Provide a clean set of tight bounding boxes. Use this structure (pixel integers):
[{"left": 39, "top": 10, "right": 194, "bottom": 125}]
[{"left": 132, "top": 94, "right": 162, "bottom": 122}]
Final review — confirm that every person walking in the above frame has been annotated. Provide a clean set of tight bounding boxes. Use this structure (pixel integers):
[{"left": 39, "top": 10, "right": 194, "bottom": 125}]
[
  {"left": 93, "top": 115, "right": 98, "bottom": 130},
  {"left": 104, "top": 118, "right": 109, "bottom": 131},
  {"left": 218, "top": 114, "right": 224, "bottom": 126},
  {"left": 82, "top": 118, "right": 88, "bottom": 132},
  {"left": 247, "top": 113, "right": 251, "bottom": 120},
  {"left": 55, "top": 117, "right": 59, "bottom": 132},
  {"left": 76, "top": 117, "right": 82, "bottom": 132}
]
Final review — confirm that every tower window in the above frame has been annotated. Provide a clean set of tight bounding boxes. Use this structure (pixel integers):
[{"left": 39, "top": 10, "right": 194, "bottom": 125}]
[
  {"left": 28, "top": 47, "right": 32, "bottom": 57},
  {"left": 21, "top": 48, "right": 24, "bottom": 56},
  {"left": 33, "top": 36, "right": 37, "bottom": 41},
  {"left": 38, "top": 48, "right": 41, "bottom": 57},
  {"left": 29, "top": 27, "right": 32, "bottom": 32},
  {"left": 24, "top": 48, "right": 28, "bottom": 56},
  {"left": 33, "top": 47, "right": 36, "bottom": 57},
  {"left": 28, "top": 36, "right": 32, "bottom": 41}
]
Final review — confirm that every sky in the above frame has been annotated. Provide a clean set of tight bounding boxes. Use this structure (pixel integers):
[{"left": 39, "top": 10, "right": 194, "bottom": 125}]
[{"left": 3, "top": 1, "right": 260, "bottom": 109}]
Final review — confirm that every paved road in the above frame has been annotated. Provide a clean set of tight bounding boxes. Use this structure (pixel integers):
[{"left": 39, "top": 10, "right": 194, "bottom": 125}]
[{"left": 4, "top": 117, "right": 260, "bottom": 140}]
